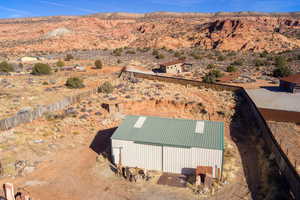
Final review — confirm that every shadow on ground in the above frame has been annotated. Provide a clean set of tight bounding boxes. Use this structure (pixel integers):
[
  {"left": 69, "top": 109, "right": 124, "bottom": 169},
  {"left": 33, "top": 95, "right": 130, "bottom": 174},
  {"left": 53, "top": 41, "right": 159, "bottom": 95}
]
[
  {"left": 229, "top": 94, "right": 290, "bottom": 199},
  {"left": 152, "top": 68, "right": 163, "bottom": 73},
  {"left": 260, "top": 86, "right": 286, "bottom": 93},
  {"left": 229, "top": 98, "right": 261, "bottom": 199},
  {"left": 89, "top": 127, "right": 117, "bottom": 156}
]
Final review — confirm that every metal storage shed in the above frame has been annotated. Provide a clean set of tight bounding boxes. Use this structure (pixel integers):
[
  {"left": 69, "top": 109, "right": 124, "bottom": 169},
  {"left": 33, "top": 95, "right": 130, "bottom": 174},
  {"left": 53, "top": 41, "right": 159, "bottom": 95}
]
[{"left": 111, "top": 115, "right": 224, "bottom": 178}]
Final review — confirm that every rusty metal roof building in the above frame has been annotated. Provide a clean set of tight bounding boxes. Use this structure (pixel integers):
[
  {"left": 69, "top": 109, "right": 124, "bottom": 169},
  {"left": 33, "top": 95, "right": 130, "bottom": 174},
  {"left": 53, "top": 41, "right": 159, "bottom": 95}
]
[{"left": 279, "top": 73, "right": 300, "bottom": 84}]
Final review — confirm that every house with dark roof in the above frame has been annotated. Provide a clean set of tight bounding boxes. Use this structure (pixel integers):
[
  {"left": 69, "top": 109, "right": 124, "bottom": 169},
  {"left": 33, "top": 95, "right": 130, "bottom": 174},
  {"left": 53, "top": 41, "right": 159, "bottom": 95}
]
[
  {"left": 111, "top": 115, "right": 224, "bottom": 178},
  {"left": 279, "top": 73, "right": 300, "bottom": 93},
  {"left": 159, "top": 60, "right": 184, "bottom": 73}
]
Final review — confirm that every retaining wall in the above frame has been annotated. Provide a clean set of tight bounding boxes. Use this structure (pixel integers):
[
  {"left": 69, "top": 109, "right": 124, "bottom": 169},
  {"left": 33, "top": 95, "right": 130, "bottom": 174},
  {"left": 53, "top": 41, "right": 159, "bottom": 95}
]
[{"left": 122, "top": 70, "right": 300, "bottom": 199}]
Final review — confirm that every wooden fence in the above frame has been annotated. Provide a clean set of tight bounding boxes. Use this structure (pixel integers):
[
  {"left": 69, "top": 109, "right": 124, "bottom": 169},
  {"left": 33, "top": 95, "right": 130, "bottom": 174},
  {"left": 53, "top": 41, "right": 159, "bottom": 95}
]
[
  {"left": 0, "top": 87, "right": 98, "bottom": 131},
  {"left": 122, "top": 70, "right": 300, "bottom": 199}
]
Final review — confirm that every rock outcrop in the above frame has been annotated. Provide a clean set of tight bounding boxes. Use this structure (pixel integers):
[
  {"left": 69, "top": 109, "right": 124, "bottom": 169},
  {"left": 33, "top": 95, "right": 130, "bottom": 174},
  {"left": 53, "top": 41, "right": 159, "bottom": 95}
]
[
  {"left": 43, "top": 27, "right": 72, "bottom": 39},
  {"left": 0, "top": 12, "right": 300, "bottom": 54}
]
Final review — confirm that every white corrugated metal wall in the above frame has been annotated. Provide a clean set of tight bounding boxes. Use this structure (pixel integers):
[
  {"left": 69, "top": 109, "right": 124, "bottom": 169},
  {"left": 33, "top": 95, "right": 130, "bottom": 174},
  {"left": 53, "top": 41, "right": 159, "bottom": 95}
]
[
  {"left": 112, "top": 139, "right": 162, "bottom": 171},
  {"left": 112, "top": 139, "right": 222, "bottom": 178},
  {"left": 163, "top": 146, "right": 222, "bottom": 177}
]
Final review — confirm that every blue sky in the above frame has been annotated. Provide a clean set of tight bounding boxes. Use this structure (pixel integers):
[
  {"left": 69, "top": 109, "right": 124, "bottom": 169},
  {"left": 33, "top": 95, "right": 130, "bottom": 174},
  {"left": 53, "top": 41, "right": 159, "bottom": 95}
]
[{"left": 0, "top": 0, "right": 299, "bottom": 19}]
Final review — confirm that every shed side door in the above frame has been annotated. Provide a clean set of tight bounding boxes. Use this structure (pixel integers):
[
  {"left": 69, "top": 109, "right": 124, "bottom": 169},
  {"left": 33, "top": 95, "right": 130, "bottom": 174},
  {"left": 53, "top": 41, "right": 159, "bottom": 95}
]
[{"left": 112, "top": 147, "right": 121, "bottom": 165}]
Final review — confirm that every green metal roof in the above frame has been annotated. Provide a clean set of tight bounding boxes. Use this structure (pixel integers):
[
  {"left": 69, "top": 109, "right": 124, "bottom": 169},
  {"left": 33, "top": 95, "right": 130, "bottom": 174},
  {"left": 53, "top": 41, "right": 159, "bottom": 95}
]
[{"left": 111, "top": 115, "right": 224, "bottom": 150}]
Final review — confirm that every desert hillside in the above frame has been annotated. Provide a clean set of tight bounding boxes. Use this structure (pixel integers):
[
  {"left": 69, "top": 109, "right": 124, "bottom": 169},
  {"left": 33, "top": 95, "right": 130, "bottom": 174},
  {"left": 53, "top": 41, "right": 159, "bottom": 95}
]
[{"left": 1, "top": 12, "right": 300, "bottom": 55}]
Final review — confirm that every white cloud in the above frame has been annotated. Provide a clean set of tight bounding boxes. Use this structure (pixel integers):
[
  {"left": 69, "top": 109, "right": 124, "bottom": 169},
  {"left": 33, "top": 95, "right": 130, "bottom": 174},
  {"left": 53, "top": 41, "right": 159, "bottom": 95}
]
[
  {"left": 0, "top": 5, "right": 31, "bottom": 15},
  {"left": 0, "top": 5, "right": 33, "bottom": 18}
]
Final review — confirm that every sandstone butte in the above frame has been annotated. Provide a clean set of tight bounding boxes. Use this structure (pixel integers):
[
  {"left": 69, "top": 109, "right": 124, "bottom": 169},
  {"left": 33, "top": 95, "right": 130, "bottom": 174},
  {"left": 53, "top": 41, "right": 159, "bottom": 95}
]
[{"left": 0, "top": 12, "right": 300, "bottom": 55}]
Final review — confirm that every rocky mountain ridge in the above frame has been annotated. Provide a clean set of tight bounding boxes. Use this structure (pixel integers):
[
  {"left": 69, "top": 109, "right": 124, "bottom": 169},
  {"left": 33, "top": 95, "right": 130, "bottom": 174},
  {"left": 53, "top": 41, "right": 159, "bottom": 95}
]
[{"left": 0, "top": 12, "right": 300, "bottom": 55}]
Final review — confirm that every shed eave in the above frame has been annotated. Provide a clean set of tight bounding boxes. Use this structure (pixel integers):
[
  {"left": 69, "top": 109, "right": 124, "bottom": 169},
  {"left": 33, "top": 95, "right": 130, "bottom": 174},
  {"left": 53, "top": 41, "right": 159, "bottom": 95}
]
[{"left": 112, "top": 138, "right": 224, "bottom": 150}]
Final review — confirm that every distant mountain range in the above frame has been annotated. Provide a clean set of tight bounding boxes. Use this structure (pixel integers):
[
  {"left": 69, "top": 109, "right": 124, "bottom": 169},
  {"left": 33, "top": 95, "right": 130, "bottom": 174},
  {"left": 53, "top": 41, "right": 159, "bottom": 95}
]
[{"left": 0, "top": 12, "right": 300, "bottom": 55}]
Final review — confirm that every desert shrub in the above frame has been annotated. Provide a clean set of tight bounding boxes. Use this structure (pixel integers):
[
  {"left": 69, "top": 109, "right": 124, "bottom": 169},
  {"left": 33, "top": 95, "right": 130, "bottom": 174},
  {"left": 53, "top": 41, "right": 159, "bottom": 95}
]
[
  {"left": 253, "top": 59, "right": 268, "bottom": 66},
  {"left": 231, "top": 59, "right": 244, "bottom": 66},
  {"left": 267, "top": 56, "right": 274, "bottom": 61},
  {"left": 203, "top": 69, "right": 223, "bottom": 83},
  {"left": 160, "top": 46, "right": 167, "bottom": 51},
  {"left": 98, "top": 81, "right": 114, "bottom": 94},
  {"left": 152, "top": 49, "right": 159, "bottom": 56},
  {"left": 217, "top": 55, "right": 226, "bottom": 61},
  {"left": 31, "top": 63, "right": 51, "bottom": 75},
  {"left": 226, "top": 65, "right": 237, "bottom": 72},
  {"left": 179, "top": 56, "right": 186, "bottom": 60},
  {"left": 138, "top": 47, "right": 150, "bottom": 52},
  {"left": 273, "top": 66, "right": 291, "bottom": 77},
  {"left": 214, "top": 51, "right": 222, "bottom": 57},
  {"left": 227, "top": 51, "right": 236, "bottom": 57},
  {"left": 206, "top": 53, "right": 214, "bottom": 59},
  {"left": 65, "top": 77, "right": 85, "bottom": 89},
  {"left": 44, "top": 111, "right": 66, "bottom": 121},
  {"left": 207, "top": 63, "right": 216, "bottom": 69},
  {"left": 65, "top": 54, "right": 74, "bottom": 61},
  {"left": 259, "top": 51, "right": 268, "bottom": 58},
  {"left": 202, "top": 74, "right": 216, "bottom": 83},
  {"left": 117, "top": 59, "right": 122, "bottom": 64},
  {"left": 274, "top": 56, "right": 286, "bottom": 68},
  {"left": 209, "top": 69, "right": 223, "bottom": 78},
  {"left": 272, "top": 56, "right": 291, "bottom": 77},
  {"left": 190, "top": 52, "right": 202, "bottom": 59},
  {"left": 174, "top": 51, "right": 183, "bottom": 58},
  {"left": 112, "top": 48, "right": 123, "bottom": 56},
  {"left": 56, "top": 60, "right": 65, "bottom": 67},
  {"left": 126, "top": 50, "right": 136, "bottom": 54},
  {"left": 155, "top": 54, "right": 165, "bottom": 59},
  {"left": 114, "top": 52, "right": 121, "bottom": 56},
  {"left": 0, "top": 61, "right": 13, "bottom": 72},
  {"left": 192, "top": 54, "right": 202, "bottom": 60},
  {"left": 95, "top": 60, "right": 102, "bottom": 69}
]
